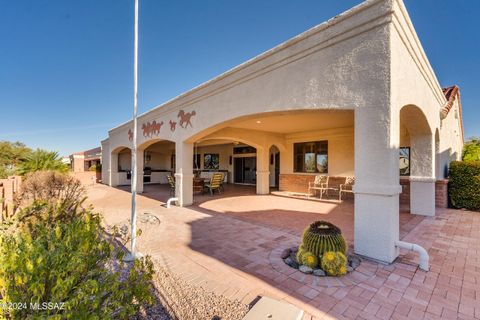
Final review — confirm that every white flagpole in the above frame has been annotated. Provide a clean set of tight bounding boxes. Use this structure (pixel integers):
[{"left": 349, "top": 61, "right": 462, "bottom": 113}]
[{"left": 125, "top": 0, "right": 142, "bottom": 261}]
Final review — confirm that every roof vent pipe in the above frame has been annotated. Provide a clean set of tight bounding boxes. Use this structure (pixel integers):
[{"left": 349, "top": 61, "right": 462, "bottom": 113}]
[{"left": 395, "top": 241, "right": 429, "bottom": 271}]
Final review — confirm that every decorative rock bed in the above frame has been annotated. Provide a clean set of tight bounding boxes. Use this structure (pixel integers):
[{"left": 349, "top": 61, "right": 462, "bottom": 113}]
[{"left": 281, "top": 246, "right": 361, "bottom": 276}]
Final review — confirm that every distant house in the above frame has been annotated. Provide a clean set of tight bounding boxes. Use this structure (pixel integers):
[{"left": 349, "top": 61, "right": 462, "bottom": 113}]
[
  {"left": 100, "top": 0, "right": 463, "bottom": 264},
  {"left": 69, "top": 147, "right": 101, "bottom": 173}
]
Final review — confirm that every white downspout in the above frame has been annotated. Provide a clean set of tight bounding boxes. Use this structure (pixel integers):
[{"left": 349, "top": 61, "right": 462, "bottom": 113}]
[
  {"left": 395, "top": 240, "right": 429, "bottom": 271},
  {"left": 166, "top": 197, "right": 178, "bottom": 208}
]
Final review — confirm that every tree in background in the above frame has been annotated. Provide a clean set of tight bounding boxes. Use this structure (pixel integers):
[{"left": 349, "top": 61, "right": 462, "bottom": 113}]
[
  {"left": 0, "top": 141, "right": 32, "bottom": 178},
  {"left": 16, "top": 149, "right": 68, "bottom": 176},
  {"left": 462, "top": 137, "right": 480, "bottom": 162}
]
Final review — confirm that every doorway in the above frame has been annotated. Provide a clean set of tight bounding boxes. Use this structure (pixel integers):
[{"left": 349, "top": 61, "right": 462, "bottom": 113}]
[
  {"left": 274, "top": 152, "right": 280, "bottom": 188},
  {"left": 234, "top": 157, "right": 256, "bottom": 184}
]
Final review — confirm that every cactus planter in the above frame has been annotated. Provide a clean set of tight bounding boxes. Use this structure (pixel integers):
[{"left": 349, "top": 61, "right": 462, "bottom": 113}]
[{"left": 301, "top": 221, "right": 347, "bottom": 257}]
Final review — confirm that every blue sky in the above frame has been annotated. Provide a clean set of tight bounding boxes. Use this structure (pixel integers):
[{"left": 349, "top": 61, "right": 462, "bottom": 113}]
[{"left": 1, "top": 0, "right": 479, "bottom": 156}]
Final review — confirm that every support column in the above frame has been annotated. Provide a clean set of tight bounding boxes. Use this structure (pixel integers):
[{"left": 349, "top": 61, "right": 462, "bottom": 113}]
[
  {"left": 175, "top": 142, "right": 193, "bottom": 206},
  {"left": 135, "top": 149, "right": 144, "bottom": 194},
  {"left": 256, "top": 146, "right": 270, "bottom": 195},
  {"left": 354, "top": 107, "right": 401, "bottom": 263},
  {"left": 410, "top": 134, "right": 435, "bottom": 216},
  {"left": 109, "top": 152, "right": 119, "bottom": 187}
]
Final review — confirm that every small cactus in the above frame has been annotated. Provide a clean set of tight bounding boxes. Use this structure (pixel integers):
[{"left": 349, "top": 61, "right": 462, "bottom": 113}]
[
  {"left": 321, "top": 251, "right": 347, "bottom": 276},
  {"left": 296, "top": 247, "right": 306, "bottom": 263},
  {"left": 301, "top": 251, "right": 319, "bottom": 268}
]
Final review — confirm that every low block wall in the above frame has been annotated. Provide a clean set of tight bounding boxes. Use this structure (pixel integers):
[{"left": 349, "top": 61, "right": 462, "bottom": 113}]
[
  {"left": 279, "top": 174, "right": 347, "bottom": 194},
  {"left": 70, "top": 171, "right": 101, "bottom": 185},
  {"left": 0, "top": 176, "right": 22, "bottom": 220},
  {"left": 280, "top": 174, "right": 449, "bottom": 209}
]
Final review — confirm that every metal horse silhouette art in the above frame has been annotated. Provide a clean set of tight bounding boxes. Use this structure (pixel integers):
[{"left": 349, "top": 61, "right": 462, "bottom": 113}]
[
  {"left": 178, "top": 110, "right": 196, "bottom": 128},
  {"left": 142, "top": 120, "right": 163, "bottom": 138},
  {"left": 169, "top": 120, "right": 177, "bottom": 132}
]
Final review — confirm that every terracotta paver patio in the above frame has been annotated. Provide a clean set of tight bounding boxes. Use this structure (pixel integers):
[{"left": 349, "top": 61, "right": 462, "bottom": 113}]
[{"left": 86, "top": 183, "right": 480, "bottom": 319}]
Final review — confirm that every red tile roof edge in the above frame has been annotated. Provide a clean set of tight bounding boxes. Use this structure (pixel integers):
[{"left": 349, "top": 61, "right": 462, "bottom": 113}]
[{"left": 441, "top": 85, "right": 464, "bottom": 142}]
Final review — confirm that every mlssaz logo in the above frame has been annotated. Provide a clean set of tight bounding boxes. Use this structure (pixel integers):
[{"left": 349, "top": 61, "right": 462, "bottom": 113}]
[{"left": 30, "top": 302, "right": 66, "bottom": 310}]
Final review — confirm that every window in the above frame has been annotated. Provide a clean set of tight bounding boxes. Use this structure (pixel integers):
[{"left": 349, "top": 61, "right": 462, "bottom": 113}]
[
  {"left": 204, "top": 154, "right": 220, "bottom": 170},
  {"left": 399, "top": 147, "right": 410, "bottom": 176},
  {"left": 294, "top": 141, "right": 328, "bottom": 173}
]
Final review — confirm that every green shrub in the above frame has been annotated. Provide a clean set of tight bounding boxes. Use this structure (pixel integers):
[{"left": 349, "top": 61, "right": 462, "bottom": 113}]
[
  {"left": 449, "top": 161, "right": 480, "bottom": 211},
  {"left": 0, "top": 200, "right": 154, "bottom": 319},
  {"left": 320, "top": 251, "right": 347, "bottom": 276}
]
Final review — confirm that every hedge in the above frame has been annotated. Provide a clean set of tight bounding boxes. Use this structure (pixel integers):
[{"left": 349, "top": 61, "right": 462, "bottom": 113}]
[{"left": 449, "top": 161, "right": 480, "bottom": 211}]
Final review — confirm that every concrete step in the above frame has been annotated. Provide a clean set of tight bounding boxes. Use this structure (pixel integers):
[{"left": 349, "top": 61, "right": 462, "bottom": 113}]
[{"left": 242, "top": 296, "right": 304, "bottom": 320}]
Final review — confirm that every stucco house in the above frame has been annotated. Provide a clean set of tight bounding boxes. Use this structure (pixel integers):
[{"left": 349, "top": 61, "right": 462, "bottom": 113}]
[
  {"left": 101, "top": 0, "right": 463, "bottom": 264},
  {"left": 70, "top": 147, "right": 102, "bottom": 173}
]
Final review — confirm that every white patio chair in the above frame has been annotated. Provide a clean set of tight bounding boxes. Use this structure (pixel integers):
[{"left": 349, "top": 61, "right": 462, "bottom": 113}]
[
  {"left": 339, "top": 177, "right": 355, "bottom": 201},
  {"left": 308, "top": 175, "right": 329, "bottom": 199}
]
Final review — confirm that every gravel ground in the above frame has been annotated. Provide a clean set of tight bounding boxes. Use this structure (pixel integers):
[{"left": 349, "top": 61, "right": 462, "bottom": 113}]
[{"left": 133, "top": 259, "right": 250, "bottom": 320}]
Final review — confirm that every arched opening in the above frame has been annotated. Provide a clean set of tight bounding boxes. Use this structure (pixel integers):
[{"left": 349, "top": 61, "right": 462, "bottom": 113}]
[
  {"left": 399, "top": 105, "right": 436, "bottom": 216},
  {"left": 187, "top": 109, "right": 354, "bottom": 199},
  {"left": 139, "top": 140, "right": 176, "bottom": 191},
  {"left": 269, "top": 145, "right": 280, "bottom": 190},
  {"left": 109, "top": 146, "right": 132, "bottom": 187}
]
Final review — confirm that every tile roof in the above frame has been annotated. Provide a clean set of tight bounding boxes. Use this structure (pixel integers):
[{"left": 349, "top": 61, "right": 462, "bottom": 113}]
[{"left": 440, "top": 85, "right": 459, "bottom": 118}]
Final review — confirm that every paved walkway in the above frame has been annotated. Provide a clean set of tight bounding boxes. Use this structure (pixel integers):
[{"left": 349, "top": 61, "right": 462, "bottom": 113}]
[{"left": 87, "top": 184, "right": 480, "bottom": 320}]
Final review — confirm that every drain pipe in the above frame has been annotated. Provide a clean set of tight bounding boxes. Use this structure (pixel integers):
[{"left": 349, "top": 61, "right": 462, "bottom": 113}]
[
  {"left": 166, "top": 197, "right": 178, "bottom": 208},
  {"left": 395, "top": 240, "right": 429, "bottom": 271}
]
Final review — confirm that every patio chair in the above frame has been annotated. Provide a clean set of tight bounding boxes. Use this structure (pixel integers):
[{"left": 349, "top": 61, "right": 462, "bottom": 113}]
[
  {"left": 308, "top": 175, "right": 329, "bottom": 199},
  {"left": 204, "top": 172, "right": 223, "bottom": 195},
  {"left": 339, "top": 177, "right": 355, "bottom": 201},
  {"left": 166, "top": 174, "right": 176, "bottom": 197}
]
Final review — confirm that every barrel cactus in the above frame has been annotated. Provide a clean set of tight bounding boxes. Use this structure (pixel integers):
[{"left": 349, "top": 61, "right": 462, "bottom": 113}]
[
  {"left": 300, "top": 251, "right": 319, "bottom": 268},
  {"left": 296, "top": 245, "right": 306, "bottom": 263},
  {"left": 301, "top": 221, "right": 347, "bottom": 257},
  {"left": 321, "top": 251, "right": 347, "bottom": 276}
]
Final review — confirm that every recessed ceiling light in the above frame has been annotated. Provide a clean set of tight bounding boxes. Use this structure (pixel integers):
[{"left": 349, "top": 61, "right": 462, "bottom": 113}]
[{"left": 256, "top": 120, "right": 261, "bottom": 124}]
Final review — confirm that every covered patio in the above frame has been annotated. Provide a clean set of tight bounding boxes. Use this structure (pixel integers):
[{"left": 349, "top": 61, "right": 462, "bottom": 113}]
[{"left": 116, "top": 183, "right": 422, "bottom": 249}]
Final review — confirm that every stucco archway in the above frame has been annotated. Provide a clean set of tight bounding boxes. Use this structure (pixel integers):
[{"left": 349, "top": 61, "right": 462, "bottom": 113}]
[
  {"left": 109, "top": 146, "right": 131, "bottom": 187},
  {"left": 400, "top": 105, "right": 436, "bottom": 216}
]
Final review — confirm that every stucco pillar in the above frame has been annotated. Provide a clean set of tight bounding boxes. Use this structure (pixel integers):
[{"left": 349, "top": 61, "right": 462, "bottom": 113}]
[
  {"left": 135, "top": 150, "right": 144, "bottom": 194},
  {"left": 175, "top": 142, "right": 193, "bottom": 206},
  {"left": 353, "top": 107, "right": 401, "bottom": 263},
  {"left": 101, "top": 141, "right": 109, "bottom": 184},
  {"left": 256, "top": 146, "right": 270, "bottom": 195},
  {"left": 410, "top": 134, "right": 435, "bottom": 216},
  {"left": 109, "top": 152, "right": 119, "bottom": 187}
]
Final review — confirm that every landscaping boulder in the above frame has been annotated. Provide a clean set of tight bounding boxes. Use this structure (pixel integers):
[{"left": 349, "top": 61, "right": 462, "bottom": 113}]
[
  {"left": 313, "top": 269, "right": 326, "bottom": 277},
  {"left": 299, "top": 265, "right": 313, "bottom": 274}
]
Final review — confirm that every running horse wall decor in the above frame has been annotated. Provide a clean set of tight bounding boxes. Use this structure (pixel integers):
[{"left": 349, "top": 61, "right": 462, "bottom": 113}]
[
  {"left": 178, "top": 110, "right": 196, "bottom": 128},
  {"left": 142, "top": 120, "right": 163, "bottom": 138}
]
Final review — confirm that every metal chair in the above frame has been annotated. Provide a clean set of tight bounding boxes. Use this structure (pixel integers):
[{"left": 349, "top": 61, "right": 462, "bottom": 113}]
[{"left": 339, "top": 177, "right": 355, "bottom": 201}]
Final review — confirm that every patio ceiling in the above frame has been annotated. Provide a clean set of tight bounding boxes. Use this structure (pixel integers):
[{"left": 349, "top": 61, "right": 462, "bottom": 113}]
[{"left": 229, "top": 110, "right": 353, "bottom": 134}]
